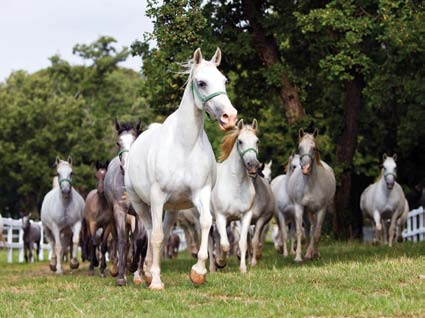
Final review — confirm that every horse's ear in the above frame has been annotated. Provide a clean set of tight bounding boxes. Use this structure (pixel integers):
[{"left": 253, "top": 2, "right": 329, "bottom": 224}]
[
  {"left": 393, "top": 153, "right": 397, "bottom": 161},
  {"left": 210, "top": 47, "right": 221, "bottom": 66},
  {"left": 237, "top": 119, "right": 244, "bottom": 130},
  {"left": 28, "top": 212, "right": 32, "bottom": 219},
  {"left": 55, "top": 156, "right": 61, "bottom": 166},
  {"left": 193, "top": 48, "right": 203, "bottom": 65},
  {"left": 252, "top": 119, "right": 258, "bottom": 131},
  {"left": 136, "top": 118, "right": 142, "bottom": 134},
  {"left": 298, "top": 128, "right": 305, "bottom": 139},
  {"left": 382, "top": 153, "right": 387, "bottom": 161},
  {"left": 267, "top": 160, "right": 272, "bottom": 168},
  {"left": 114, "top": 117, "right": 120, "bottom": 132},
  {"left": 313, "top": 128, "right": 319, "bottom": 138},
  {"left": 67, "top": 156, "right": 72, "bottom": 165}
]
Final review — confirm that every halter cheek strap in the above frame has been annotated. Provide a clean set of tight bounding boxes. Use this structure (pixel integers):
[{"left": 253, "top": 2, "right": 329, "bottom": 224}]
[
  {"left": 237, "top": 142, "right": 258, "bottom": 161},
  {"left": 191, "top": 80, "right": 227, "bottom": 113},
  {"left": 118, "top": 149, "right": 129, "bottom": 159}
]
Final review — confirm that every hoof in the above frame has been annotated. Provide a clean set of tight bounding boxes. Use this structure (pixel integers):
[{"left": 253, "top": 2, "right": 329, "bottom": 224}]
[
  {"left": 190, "top": 269, "right": 206, "bottom": 285},
  {"left": 133, "top": 277, "right": 143, "bottom": 285},
  {"left": 110, "top": 265, "right": 118, "bottom": 277},
  {"left": 99, "top": 272, "right": 106, "bottom": 278},
  {"left": 88, "top": 270, "right": 95, "bottom": 276},
  {"left": 294, "top": 258, "right": 303, "bottom": 263},
  {"left": 191, "top": 253, "right": 198, "bottom": 259},
  {"left": 70, "top": 259, "right": 79, "bottom": 269},
  {"left": 49, "top": 264, "right": 57, "bottom": 272},
  {"left": 93, "top": 259, "right": 99, "bottom": 267},
  {"left": 143, "top": 274, "right": 152, "bottom": 286},
  {"left": 116, "top": 278, "right": 127, "bottom": 286},
  {"left": 149, "top": 282, "right": 164, "bottom": 290}
]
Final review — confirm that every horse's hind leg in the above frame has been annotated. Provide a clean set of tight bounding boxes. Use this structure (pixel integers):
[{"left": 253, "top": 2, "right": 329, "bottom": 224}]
[
  {"left": 373, "top": 210, "right": 383, "bottom": 244},
  {"left": 251, "top": 217, "right": 266, "bottom": 266},
  {"left": 388, "top": 213, "right": 398, "bottom": 247},
  {"left": 100, "top": 224, "right": 112, "bottom": 277},
  {"left": 113, "top": 205, "right": 128, "bottom": 286}
]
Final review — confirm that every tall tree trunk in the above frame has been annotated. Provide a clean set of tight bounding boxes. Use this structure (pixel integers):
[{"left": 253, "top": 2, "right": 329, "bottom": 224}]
[
  {"left": 241, "top": 0, "right": 304, "bottom": 124},
  {"left": 334, "top": 73, "right": 365, "bottom": 239}
]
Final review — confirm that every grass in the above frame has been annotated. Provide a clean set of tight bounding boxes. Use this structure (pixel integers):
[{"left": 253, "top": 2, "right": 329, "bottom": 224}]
[{"left": 0, "top": 240, "right": 424, "bottom": 317}]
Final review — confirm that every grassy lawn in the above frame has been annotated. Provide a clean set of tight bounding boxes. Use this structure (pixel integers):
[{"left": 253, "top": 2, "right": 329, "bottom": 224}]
[{"left": 0, "top": 240, "right": 424, "bottom": 317}]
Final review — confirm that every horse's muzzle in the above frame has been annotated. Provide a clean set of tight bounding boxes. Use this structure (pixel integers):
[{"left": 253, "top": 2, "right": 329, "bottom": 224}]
[{"left": 302, "top": 164, "right": 311, "bottom": 175}]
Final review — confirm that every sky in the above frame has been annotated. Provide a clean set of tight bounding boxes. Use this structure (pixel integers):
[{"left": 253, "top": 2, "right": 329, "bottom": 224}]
[{"left": 0, "top": 0, "right": 153, "bottom": 82}]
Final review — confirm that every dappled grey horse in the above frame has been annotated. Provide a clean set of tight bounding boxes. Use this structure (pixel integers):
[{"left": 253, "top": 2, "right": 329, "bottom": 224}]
[
  {"left": 360, "top": 154, "right": 408, "bottom": 246},
  {"left": 22, "top": 214, "right": 41, "bottom": 262},
  {"left": 104, "top": 118, "right": 147, "bottom": 286},
  {"left": 41, "top": 156, "right": 84, "bottom": 273},
  {"left": 288, "top": 129, "right": 336, "bottom": 262},
  {"left": 271, "top": 154, "right": 300, "bottom": 257}
]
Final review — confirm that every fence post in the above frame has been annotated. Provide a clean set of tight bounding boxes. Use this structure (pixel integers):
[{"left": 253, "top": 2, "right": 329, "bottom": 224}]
[
  {"left": 38, "top": 221, "right": 44, "bottom": 261},
  {"left": 18, "top": 226, "right": 24, "bottom": 263},
  {"left": 7, "top": 221, "right": 13, "bottom": 263}
]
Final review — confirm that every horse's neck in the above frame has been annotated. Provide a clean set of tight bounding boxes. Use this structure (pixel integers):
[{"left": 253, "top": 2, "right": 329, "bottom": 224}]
[
  {"left": 377, "top": 177, "right": 390, "bottom": 197},
  {"left": 223, "top": 145, "right": 252, "bottom": 189},
  {"left": 174, "top": 85, "right": 204, "bottom": 148}
]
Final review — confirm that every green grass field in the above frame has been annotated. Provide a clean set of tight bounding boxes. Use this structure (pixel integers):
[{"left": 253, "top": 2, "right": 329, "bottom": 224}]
[{"left": 0, "top": 240, "right": 424, "bottom": 317}]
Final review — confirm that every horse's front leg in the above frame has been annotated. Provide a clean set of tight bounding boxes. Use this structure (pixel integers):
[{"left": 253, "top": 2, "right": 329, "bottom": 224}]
[
  {"left": 148, "top": 183, "right": 166, "bottom": 290},
  {"left": 239, "top": 210, "right": 253, "bottom": 273},
  {"left": 70, "top": 221, "right": 81, "bottom": 270},
  {"left": 294, "top": 204, "right": 304, "bottom": 263},
  {"left": 51, "top": 227, "right": 63, "bottom": 274},
  {"left": 191, "top": 186, "right": 213, "bottom": 285},
  {"left": 215, "top": 213, "right": 229, "bottom": 268},
  {"left": 251, "top": 217, "right": 266, "bottom": 266},
  {"left": 305, "top": 209, "right": 325, "bottom": 260},
  {"left": 373, "top": 210, "right": 382, "bottom": 244},
  {"left": 44, "top": 227, "right": 57, "bottom": 272},
  {"left": 388, "top": 212, "right": 399, "bottom": 247},
  {"left": 114, "top": 205, "right": 128, "bottom": 286}
]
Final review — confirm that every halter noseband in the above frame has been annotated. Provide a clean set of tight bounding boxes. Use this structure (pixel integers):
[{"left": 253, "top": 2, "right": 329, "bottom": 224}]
[
  {"left": 237, "top": 142, "right": 258, "bottom": 163},
  {"left": 59, "top": 178, "right": 72, "bottom": 186},
  {"left": 191, "top": 80, "right": 227, "bottom": 113},
  {"left": 118, "top": 149, "right": 129, "bottom": 159},
  {"left": 384, "top": 172, "right": 397, "bottom": 179}
]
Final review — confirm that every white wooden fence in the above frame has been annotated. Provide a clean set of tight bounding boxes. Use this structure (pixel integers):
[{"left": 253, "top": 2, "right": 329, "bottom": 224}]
[
  {"left": 0, "top": 218, "right": 50, "bottom": 263},
  {"left": 402, "top": 207, "right": 425, "bottom": 242}
]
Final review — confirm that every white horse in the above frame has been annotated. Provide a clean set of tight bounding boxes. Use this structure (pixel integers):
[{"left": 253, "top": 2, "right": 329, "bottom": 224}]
[
  {"left": 288, "top": 129, "right": 336, "bottom": 262},
  {"left": 209, "top": 119, "right": 260, "bottom": 273},
  {"left": 271, "top": 153, "right": 300, "bottom": 257},
  {"left": 360, "top": 154, "right": 407, "bottom": 246},
  {"left": 41, "top": 156, "right": 84, "bottom": 273},
  {"left": 125, "top": 48, "right": 237, "bottom": 289}
]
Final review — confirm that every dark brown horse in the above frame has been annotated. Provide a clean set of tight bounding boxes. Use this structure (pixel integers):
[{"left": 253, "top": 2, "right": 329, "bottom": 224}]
[
  {"left": 83, "top": 161, "right": 115, "bottom": 276},
  {"left": 21, "top": 214, "right": 41, "bottom": 262},
  {"left": 104, "top": 119, "right": 147, "bottom": 286}
]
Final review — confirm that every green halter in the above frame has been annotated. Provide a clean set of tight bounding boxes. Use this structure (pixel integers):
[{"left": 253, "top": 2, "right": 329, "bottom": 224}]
[
  {"left": 59, "top": 178, "right": 72, "bottom": 185},
  {"left": 118, "top": 149, "right": 129, "bottom": 158},
  {"left": 191, "top": 80, "right": 227, "bottom": 113}
]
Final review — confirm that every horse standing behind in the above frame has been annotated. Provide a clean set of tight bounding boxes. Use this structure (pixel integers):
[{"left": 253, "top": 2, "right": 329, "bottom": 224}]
[
  {"left": 271, "top": 154, "right": 301, "bottom": 256},
  {"left": 21, "top": 214, "right": 41, "bottom": 262},
  {"left": 41, "top": 156, "right": 84, "bottom": 273},
  {"left": 288, "top": 129, "right": 336, "bottom": 262},
  {"left": 209, "top": 119, "right": 260, "bottom": 273},
  {"left": 360, "top": 154, "right": 407, "bottom": 246},
  {"left": 125, "top": 48, "right": 237, "bottom": 290},
  {"left": 104, "top": 118, "right": 147, "bottom": 286},
  {"left": 84, "top": 161, "right": 113, "bottom": 276},
  {"left": 249, "top": 164, "right": 275, "bottom": 266}
]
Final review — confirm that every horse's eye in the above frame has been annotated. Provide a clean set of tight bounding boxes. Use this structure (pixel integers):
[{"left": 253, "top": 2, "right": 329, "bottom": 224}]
[
  {"left": 238, "top": 140, "right": 243, "bottom": 145},
  {"left": 198, "top": 81, "right": 207, "bottom": 88}
]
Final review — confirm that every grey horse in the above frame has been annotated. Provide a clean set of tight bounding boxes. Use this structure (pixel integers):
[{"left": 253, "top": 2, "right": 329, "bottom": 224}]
[
  {"left": 104, "top": 118, "right": 147, "bottom": 286},
  {"left": 41, "top": 156, "right": 84, "bottom": 273},
  {"left": 21, "top": 214, "right": 41, "bottom": 262},
  {"left": 287, "top": 129, "right": 336, "bottom": 262},
  {"left": 360, "top": 154, "right": 408, "bottom": 246}
]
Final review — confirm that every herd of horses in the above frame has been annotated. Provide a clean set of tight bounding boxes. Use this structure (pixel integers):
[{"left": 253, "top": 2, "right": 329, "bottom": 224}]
[{"left": 14, "top": 48, "right": 410, "bottom": 291}]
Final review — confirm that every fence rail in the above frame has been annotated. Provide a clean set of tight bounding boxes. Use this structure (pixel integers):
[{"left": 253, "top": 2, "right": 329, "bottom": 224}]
[
  {"left": 402, "top": 207, "right": 425, "bottom": 242},
  {"left": 0, "top": 218, "right": 50, "bottom": 263}
]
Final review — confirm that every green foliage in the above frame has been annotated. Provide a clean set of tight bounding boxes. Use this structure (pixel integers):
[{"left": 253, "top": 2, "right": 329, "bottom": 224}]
[{"left": 0, "top": 37, "right": 152, "bottom": 216}]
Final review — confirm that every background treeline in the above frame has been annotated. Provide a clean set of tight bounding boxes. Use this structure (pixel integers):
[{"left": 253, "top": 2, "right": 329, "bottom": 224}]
[{"left": 1, "top": 0, "right": 424, "bottom": 240}]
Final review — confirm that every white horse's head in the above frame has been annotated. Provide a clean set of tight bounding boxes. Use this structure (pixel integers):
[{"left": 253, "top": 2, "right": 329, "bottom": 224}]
[
  {"left": 115, "top": 118, "right": 142, "bottom": 174},
  {"left": 298, "top": 128, "right": 319, "bottom": 175},
  {"left": 287, "top": 153, "right": 301, "bottom": 175},
  {"left": 382, "top": 154, "right": 397, "bottom": 190},
  {"left": 261, "top": 160, "right": 273, "bottom": 183},
  {"left": 56, "top": 156, "right": 73, "bottom": 198},
  {"left": 233, "top": 119, "right": 260, "bottom": 177},
  {"left": 190, "top": 48, "right": 237, "bottom": 131},
  {"left": 21, "top": 213, "right": 31, "bottom": 230}
]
